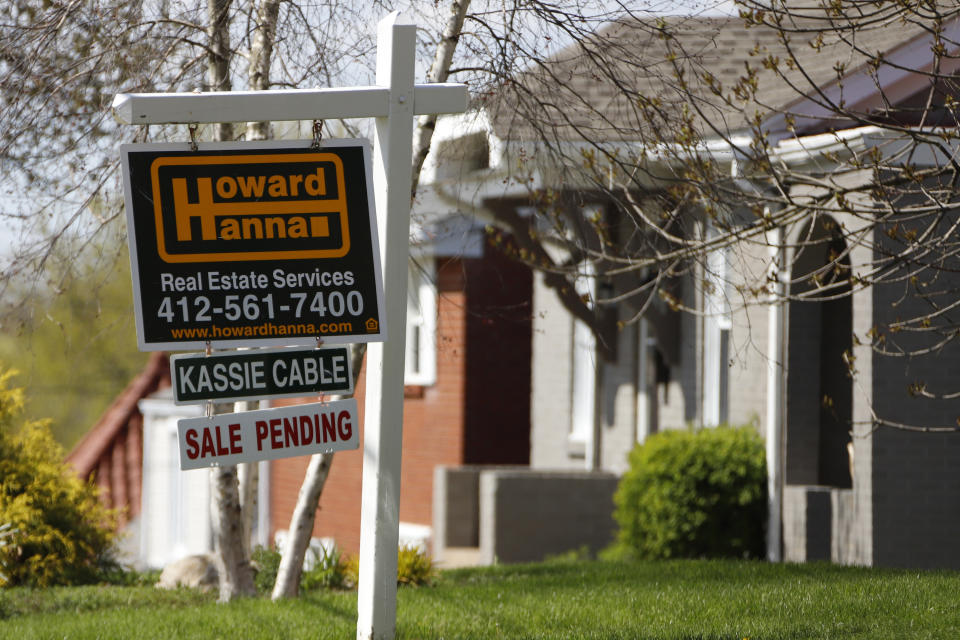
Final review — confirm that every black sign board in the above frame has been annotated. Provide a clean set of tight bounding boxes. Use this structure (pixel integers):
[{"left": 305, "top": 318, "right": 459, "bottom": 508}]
[
  {"left": 120, "top": 140, "right": 385, "bottom": 351},
  {"left": 171, "top": 346, "right": 354, "bottom": 405}
]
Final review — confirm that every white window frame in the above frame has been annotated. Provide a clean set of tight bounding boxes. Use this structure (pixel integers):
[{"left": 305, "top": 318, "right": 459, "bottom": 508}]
[
  {"left": 404, "top": 258, "right": 437, "bottom": 386},
  {"left": 703, "top": 238, "right": 731, "bottom": 427},
  {"left": 569, "top": 262, "right": 597, "bottom": 450}
]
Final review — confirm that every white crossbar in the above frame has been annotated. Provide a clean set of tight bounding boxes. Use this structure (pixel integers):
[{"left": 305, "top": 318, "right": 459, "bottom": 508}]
[{"left": 112, "top": 83, "right": 467, "bottom": 124}]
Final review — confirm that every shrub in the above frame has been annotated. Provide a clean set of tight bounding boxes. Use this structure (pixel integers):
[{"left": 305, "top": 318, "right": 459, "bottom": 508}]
[
  {"left": 252, "top": 544, "right": 353, "bottom": 594},
  {"left": 612, "top": 425, "right": 767, "bottom": 560},
  {"left": 302, "top": 545, "right": 350, "bottom": 591},
  {"left": 251, "top": 545, "right": 281, "bottom": 595},
  {"left": 396, "top": 544, "right": 434, "bottom": 586},
  {"left": 343, "top": 545, "right": 434, "bottom": 588},
  {"left": 0, "top": 369, "right": 118, "bottom": 587}
]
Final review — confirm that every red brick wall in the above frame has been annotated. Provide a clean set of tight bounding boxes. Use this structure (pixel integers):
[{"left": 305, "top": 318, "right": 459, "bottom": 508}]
[{"left": 397, "top": 259, "right": 467, "bottom": 525}]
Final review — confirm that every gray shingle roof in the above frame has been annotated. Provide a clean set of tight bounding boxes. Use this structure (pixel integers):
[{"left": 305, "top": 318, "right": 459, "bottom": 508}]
[{"left": 487, "top": 10, "right": 939, "bottom": 144}]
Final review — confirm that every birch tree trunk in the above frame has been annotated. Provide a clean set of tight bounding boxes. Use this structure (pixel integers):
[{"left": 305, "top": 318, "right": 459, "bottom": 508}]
[
  {"left": 236, "top": 398, "right": 260, "bottom": 555},
  {"left": 247, "top": 0, "right": 282, "bottom": 140},
  {"left": 210, "top": 463, "right": 256, "bottom": 601},
  {"left": 271, "top": 343, "right": 366, "bottom": 599},
  {"left": 410, "top": 0, "right": 471, "bottom": 200},
  {"left": 238, "top": 460, "right": 259, "bottom": 552},
  {"left": 232, "top": 1, "right": 282, "bottom": 556},
  {"left": 207, "top": 0, "right": 255, "bottom": 602},
  {"left": 270, "top": 452, "right": 335, "bottom": 599},
  {"left": 207, "top": 0, "right": 234, "bottom": 142}
]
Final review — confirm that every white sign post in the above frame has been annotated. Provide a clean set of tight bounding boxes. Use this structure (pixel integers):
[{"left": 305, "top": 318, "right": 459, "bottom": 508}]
[{"left": 113, "top": 12, "right": 466, "bottom": 640}]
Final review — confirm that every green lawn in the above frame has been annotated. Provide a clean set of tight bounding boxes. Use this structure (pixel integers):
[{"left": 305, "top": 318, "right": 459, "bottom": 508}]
[{"left": 2, "top": 559, "right": 959, "bottom": 639}]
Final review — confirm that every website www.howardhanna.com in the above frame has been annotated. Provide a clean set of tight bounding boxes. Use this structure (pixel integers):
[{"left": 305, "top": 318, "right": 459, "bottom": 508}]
[{"left": 169, "top": 321, "right": 353, "bottom": 340}]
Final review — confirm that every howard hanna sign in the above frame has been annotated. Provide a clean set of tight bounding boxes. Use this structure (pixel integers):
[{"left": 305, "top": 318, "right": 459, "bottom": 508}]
[{"left": 120, "top": 140, "right": 386, "bottom": 351}]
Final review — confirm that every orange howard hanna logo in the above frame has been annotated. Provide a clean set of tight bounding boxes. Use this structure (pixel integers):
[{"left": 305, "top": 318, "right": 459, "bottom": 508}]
[{"left": 150, "top": 152, "right": 350, "bottom": 263}]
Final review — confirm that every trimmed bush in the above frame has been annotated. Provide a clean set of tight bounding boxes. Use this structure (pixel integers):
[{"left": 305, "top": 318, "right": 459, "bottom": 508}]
[
  {"left": 0, "top": 369, "right": 118, "bottom": 587},
  {"left": 612, "top": 425, "right": 767, "bottom": 560}
]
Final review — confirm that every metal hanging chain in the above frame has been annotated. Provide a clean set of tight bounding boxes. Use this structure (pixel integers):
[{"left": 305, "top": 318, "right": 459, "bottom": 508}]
[
  {"left": 188, "top": 123, "right": 199, "bottom": 151},
  {"left": 311, "top": 120, "right": 324, "bottom": 149},
  {"left": 205, "top": 340, "right": 213, "bottom": 417}
]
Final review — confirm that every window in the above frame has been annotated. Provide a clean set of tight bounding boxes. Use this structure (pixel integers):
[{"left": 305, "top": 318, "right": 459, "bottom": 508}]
[{"left": 405, "top": 259, "right": 437, "bottom": 386}]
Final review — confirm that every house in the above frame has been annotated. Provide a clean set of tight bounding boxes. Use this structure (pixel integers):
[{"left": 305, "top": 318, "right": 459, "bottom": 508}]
[
  {"left": 69, "top": 208, "right": 533, "bottom": 568},
  {"left": 75, "top": 9, "right": 960, "bottom": 571},
  {"left": 426, "top": 11, "right": 960, "bottom": 569}
]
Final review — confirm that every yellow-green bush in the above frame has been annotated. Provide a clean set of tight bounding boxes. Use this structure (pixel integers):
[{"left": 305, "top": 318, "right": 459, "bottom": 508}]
[
  {"left": 0, "top": 369, "right": 117, "bottom": 587},
  {"left": 396, "top": 544, "right": 434, "bottom": 586},
  {"left": 343, "top": 544, "right": 434, "bottom": 588},
  {"left": 611, "top": 425, "right": 767, "bottom": 560}
]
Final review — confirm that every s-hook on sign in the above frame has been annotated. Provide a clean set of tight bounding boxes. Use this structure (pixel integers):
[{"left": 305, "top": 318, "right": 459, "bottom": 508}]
[{"left": 120, "top": 140, "right": 386, "bottom": 351}]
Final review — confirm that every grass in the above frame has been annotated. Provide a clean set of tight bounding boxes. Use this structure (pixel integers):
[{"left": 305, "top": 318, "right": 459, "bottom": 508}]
[{"left": 2, "top": 558, "right": 959, "bottom": 639}]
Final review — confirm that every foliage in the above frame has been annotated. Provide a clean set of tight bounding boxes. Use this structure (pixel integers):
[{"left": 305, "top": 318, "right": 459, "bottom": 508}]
[
  {"left": 612, "top": 425, "right": 767, "bottom": 560},
  {"left": 396, "top": 544, "right": 435, "bottom": 587},
  {"left": 0, "top": 522, "right": 17, "bottom": 584},
  {"left": 0, "top": 369, "right": 118, "bottom": 587},
  {"left": 301, "top": 544, "right": 351, "bottom": 591},
  {"left": 340, "top": 544, "right": 434, "bottom": 588},
  {"left": 251, "top": 545, "right": 282, "bottom": 595},
  {"left": 0, "top": 229, "right": 147, "bottom": 448},
  {"left": 253, "top": 544, "right": 352, "bottom": 593}
]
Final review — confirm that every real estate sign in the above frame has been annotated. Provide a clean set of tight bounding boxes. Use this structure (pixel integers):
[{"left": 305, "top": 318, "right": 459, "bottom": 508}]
[
  {"left": 176, "top": 398, "right": 359, "bottom": 470},
  {"left": 170, "top": 346, "right": 354, "bottom": 405},
  {"left": 120, "top": 140, "right": 385, "bottom": 351}
]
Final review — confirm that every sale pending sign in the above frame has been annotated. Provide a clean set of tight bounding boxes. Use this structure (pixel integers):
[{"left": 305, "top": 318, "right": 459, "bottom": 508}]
[
  {"left": 177, "top": 398, "right": 359, "bottom": 470},
  {"left": 120, "top": 140, "right": 386, "bottom": 351}
]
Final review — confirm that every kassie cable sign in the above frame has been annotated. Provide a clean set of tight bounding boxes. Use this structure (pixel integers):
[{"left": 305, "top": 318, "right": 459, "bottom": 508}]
[{"left": 120, "top": 140, "right": 386, "bottom": 351}]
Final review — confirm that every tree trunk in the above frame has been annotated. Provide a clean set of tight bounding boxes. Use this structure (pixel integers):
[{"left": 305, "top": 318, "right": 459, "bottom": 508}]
[
  {"left": 237, "top": 0, "right": 280, "bottom": 549},
  {"left": 410, "top": 0, "right": 471, "bottom": 201},
  {"left": 246, "top": 0, "right": 282, "bottom": 141},
  {"left": 238, "top": 460, "right": 259, "bottom": 553},
  {"left": 236, "top": 398, "right": 260, "bottom": 555},
  {"left": 207, "top": 0, "right": 233, "bottom": 142},
  {"left": 271, "top": 343, "right": 366, "bottom": 599},
  {"left": 270, "top": 452, "right": 334, "bottom": 600},
  {"left": 210, "top": 464, "right": 256, "bottom": 601},
  {"left": 206, "top": 0, "right": 253, "bottom": 601}
]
